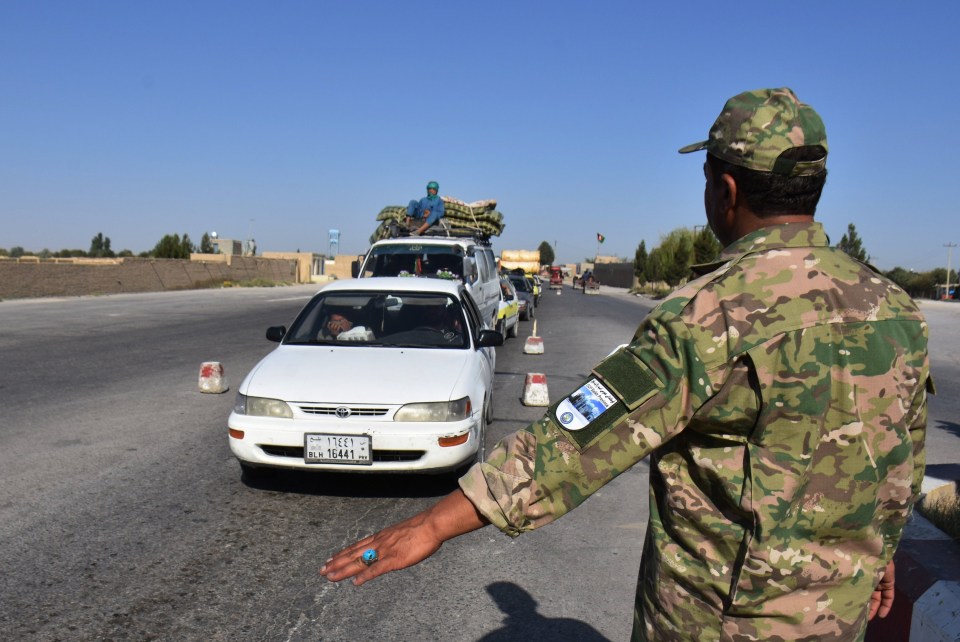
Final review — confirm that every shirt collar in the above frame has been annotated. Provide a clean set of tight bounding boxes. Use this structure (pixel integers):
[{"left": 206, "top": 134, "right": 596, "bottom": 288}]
[{"left": 691, "top": 222, "right": 830, "bottom": 275}]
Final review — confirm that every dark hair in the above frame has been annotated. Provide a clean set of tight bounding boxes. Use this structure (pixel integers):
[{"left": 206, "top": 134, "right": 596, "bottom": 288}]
[{"left": 707, "top": 147, "right": 828, "bottom": 217}]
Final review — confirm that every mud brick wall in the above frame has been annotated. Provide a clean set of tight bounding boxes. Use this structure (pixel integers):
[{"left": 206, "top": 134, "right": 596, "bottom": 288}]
[{"left": 0, "top": 257, "right": 298, "bottom": 299}]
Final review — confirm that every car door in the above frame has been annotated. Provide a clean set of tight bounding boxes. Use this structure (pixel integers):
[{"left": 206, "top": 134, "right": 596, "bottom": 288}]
[
  {"left": 461, "top": 291, "right": 495, "bottom": 377},
  {"left": 477, "top": 248, "right": 500, "bottom": 327}
]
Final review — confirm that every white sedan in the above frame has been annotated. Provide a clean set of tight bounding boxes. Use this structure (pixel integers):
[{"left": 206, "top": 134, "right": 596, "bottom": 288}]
[{"left": 228, "top": 278, "right": 503, "bottom": 478}]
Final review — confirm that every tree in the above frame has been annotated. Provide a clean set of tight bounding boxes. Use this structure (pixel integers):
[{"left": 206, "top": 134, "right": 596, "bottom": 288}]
[
  {"left": 200, "top": 232, "right": 215, "bottom": 254},
  {"left": 836, "top": 223, "right": 868, "bottom": 262},
  {"left": 693, "top": 227, "right": 722, "bottom": 264},
  {"left": 89, "top": 232, "right": 115, "bottom": 258},
  {"left": 641, "top": 228, "right": 705, "bottom": 286},
  {"left": 180, "top": 233, "right": 195, "bottom": 257},
  {"left": 537, "top": 241, "right": 555, "bottom": 266},
  {"left": 151, "top": 233, "right": 194, "bottom": 259},
  {"left": 10, "top": 246, "right": 25, "bottom": 258},
  {"left": 646, "top": 245, "right": 670, "bottom": 284},
  {"left": 634, "top": 240, "right": 648, "bottom": 282}
]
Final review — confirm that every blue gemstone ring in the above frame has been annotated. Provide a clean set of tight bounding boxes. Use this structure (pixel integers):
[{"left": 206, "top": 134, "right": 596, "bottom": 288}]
[{"left": 361, "top": 548, "right": 379, "bottom": 566}]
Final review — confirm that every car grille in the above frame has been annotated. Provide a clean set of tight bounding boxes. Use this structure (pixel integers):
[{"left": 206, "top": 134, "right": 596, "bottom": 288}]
[
  {"left": 297, "top": 405, "right": 390, "bottom": 417},
  {"left": 260, "top": 445, "right": 424, "bottom": 462}
]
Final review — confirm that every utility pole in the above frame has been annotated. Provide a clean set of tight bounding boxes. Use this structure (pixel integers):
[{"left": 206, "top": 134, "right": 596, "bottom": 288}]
[{"left": 945, "top": 243, "right": 957, "bottom": 300}]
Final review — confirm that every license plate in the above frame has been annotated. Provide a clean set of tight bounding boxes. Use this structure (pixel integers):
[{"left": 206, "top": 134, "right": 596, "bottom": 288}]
[{"left": 304, "top": 433, "right": 372, "bottom": 465}]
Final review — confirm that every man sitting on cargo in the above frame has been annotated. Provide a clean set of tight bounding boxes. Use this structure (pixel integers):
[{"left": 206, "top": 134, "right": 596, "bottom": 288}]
[{"left": 406, "top": 180, "right": 445, "bottom": 236}]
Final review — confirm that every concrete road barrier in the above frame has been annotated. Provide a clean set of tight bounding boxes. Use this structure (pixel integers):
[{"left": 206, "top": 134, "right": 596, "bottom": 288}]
[
  {"left": 198, "top": 361, "right": 229, "bottom": 394},
  {"left": 522, "top": 373, "right": 549, "bottom": 406}
]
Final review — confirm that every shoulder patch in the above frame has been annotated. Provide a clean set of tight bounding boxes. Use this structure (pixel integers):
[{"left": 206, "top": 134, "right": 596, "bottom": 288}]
[
  {"left": 553, "top": 377, "right": 627, "bottom": 449},
  {"left": 593, "top": 348, "right": 660, "bottom": 409}
]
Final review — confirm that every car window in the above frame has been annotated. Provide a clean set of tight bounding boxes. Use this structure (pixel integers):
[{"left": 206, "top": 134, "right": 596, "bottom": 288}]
[
  {"left": 472, "top": 248, "right": 489, "bottom": 282},
  {"left": 481, "top": 250, "right": 496, "bottom": 282},
  {"left": 509, "top": 276, "right": 531, "bottom": 292},
  {"left": 363, "top": 244, "right": 466, "bottom": 280},
  {"left": 461, "top": 292, "right": 484, "bottom": 338},
  {"left": 284, "top": 291, "right": 467, "bottom": 349}
]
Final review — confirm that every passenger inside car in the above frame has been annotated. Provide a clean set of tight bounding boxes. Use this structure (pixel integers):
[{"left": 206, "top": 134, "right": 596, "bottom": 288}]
[{"left": 321, "top": 310, "right": 375, "bottom": 341}]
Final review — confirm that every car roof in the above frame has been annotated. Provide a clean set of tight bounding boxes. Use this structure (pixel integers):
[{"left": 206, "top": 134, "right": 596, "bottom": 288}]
[
  {"left": 370, "top": 237, "right": 489, "bottom": 250},
  {"left": 317, "top": 277, "right": 466, "bottom": 296}
]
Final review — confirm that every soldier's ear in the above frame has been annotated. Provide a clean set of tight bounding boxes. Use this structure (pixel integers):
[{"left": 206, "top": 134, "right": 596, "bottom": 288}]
[
  {"left": 719, "top": 173, "right": 736, "bottom": 206},
  {"left": 720, "top": 173, "right": 739, "bottom": 224}
]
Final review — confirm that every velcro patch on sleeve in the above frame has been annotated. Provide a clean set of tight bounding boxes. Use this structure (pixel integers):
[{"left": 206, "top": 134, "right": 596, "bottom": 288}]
[
  {"left": 593, "top": 348, "right": 660, "bottom": 409},
  {"left": 553, "top": 377, "right": 627, "bottom": 449}
]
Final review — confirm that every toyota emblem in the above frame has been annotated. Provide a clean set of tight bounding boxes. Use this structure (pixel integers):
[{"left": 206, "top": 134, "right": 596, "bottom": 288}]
[{"left": 335, "top": 406, "right": 351, "bottom": 419}]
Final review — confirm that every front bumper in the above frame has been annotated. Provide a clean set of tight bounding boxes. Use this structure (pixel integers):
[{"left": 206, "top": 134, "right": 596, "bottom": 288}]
[{"left": 228, "top": 411, "right": 481, "bottom": 474}]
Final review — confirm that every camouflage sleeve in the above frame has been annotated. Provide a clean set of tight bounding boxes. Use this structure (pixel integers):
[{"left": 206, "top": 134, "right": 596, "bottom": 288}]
[
  {"left": 459, "top": 308, "right": 713, "bottom": 536},
  {"left": 878, "top": 359, "right": 932, "bottom": 561},
  {"left": 910, "top": 374, "right": 931, "bottom": 491}
]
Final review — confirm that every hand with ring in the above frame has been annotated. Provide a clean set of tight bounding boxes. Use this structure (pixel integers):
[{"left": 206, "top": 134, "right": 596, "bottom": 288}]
[{"left": 319, "top": 489, "right": 488, "bottom": 586}]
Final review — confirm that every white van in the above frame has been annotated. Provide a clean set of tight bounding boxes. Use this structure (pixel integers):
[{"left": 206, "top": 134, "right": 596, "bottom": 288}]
[{"left": 355, "top": 237, "right": 501, "bottom": 330}]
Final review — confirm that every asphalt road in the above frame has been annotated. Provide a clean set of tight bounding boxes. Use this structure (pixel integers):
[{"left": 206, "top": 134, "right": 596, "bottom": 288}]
[
  {"left": 0, "top": 284, "right": 655, "bottom": 641},
  {"left": 1, "top": 285, "right": 957, "bottom": 641}
]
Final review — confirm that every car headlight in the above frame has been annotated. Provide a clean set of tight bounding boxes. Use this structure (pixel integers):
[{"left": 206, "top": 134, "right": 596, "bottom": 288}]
[
  {"left": 234, "top": 393, "right": 293, "bottom": 418},
  {"left": 394, "top": 397, "right": 471, "bottom": 422}
]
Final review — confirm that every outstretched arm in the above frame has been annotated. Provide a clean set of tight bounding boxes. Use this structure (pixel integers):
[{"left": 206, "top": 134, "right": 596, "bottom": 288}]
[{"left": 320, "top": 488, "right": 489, "bottom": 586}]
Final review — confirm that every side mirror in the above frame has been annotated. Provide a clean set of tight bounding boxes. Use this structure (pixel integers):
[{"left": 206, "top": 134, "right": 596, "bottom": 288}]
[
  {"left": 266, "top": 325, "right": 286, "bottom": 342},
  {"left": 476, "top": 329, "right": 504, "bottom": 348},
  {"left": 351, "top": 259, "right": 361, "bottom": 278}
]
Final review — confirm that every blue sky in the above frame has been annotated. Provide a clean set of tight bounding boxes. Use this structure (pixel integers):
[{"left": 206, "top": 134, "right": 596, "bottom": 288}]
[{"left": 2, "top": 1, "right": 958, "bottom": 270}]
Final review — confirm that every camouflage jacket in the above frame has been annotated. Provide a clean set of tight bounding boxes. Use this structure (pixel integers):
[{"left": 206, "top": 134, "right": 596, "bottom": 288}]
[{"left": 460, "top": 222, "right": 931, "bottom": 641}]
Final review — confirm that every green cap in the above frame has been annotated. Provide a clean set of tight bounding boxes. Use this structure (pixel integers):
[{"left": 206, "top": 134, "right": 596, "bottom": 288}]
[
  {"left": 426, "top": 181, "right": 439, "bottom": 191},
  {"left": 678, "top": 88, "right": 827, "bottom": 176}
]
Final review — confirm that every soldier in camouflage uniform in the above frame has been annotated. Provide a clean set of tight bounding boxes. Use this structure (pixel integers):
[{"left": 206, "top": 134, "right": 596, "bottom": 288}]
[{"left": 320, "top": 88, "right": 933, "bottom": 642}]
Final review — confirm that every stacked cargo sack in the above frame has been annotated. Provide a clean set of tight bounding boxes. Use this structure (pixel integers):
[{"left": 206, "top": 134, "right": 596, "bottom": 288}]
[{"left": 369, "top": 196, "right": 505, "bottom": 244}]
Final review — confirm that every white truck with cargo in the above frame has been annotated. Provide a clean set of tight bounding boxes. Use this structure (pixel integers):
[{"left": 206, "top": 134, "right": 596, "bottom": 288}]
[
  {"left": 354, "top": 237, "right": 501, "bottom": 331},
  {"left": 356, "top": 195, "right": 507, "bottom": 330}
]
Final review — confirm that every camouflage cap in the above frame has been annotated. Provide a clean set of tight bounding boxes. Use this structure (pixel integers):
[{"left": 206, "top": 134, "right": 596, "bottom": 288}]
[{"left": 679, "top": 88, "right": 827, "bottom": 176}]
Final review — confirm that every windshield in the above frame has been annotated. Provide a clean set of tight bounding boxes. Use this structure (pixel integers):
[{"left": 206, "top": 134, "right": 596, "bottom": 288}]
[
  {"left": 509, "top": 276, "right": 532, "bottom": 292},
  {"left": 284, "top": 291, "right": 468, "bottom": 349},
  {"left": 362, "top": 244, "right": 466, "bottom": 280}
]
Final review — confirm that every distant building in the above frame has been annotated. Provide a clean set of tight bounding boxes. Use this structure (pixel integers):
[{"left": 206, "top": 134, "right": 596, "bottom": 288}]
[
  {"left": 594, "top": 254, "right": 621, "bottom": 264},
  {"left": 212, "top": 238, "right": 242, "bottom": 255}
]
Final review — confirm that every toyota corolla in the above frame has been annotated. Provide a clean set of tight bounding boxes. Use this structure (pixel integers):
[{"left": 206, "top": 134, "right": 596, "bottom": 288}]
[{"left": 228, "top": 278, "right": 502, "bottom": 479}]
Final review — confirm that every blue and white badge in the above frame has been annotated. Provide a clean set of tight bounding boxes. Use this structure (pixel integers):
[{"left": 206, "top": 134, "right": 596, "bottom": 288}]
[{"left": 555, "top": 379, "right": 618, "bottom": 431}]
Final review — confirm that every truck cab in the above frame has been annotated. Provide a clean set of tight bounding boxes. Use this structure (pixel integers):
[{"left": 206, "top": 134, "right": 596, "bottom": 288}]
[
  {"left": 355, "top": 237, "right": 501, "bottom": 330},
  {"left": 549, "top": 266, "right": 563, "bottom": 289}
]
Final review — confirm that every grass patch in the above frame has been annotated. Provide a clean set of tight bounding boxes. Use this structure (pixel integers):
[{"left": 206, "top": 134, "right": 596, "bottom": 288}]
[
  {"left": 917, "top": 489, "right": 960, "bottom": 542},
  {"left": 221, "top": 279, "right": 294, "bottom": 288},
  {"left": 629, "top": 284, "right": 673, "bottom": 299}
]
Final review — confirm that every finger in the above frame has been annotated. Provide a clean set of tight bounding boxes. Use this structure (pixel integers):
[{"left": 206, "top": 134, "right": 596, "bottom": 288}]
[
  {"left": 320, "top": 550, "right": 370, "bottom": 582},
  {"left": 322, "top": 547, "right": 391, "bottom": 585},
  {"left": 877, "top": 589, "right": 895, "bottom": 618},
  {"left": 868, "top": 593, "right": 880, "bottom": 620},
  {"left": 319, "top": 537, "right": 377, "bottom": 580}
]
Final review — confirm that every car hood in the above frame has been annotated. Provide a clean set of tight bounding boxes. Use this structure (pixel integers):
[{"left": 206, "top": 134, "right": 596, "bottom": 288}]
[{"left": 241, "top": 345, "right": 471, "bottom": 404}]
